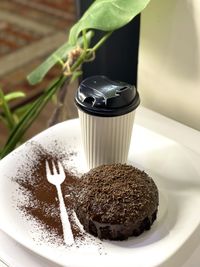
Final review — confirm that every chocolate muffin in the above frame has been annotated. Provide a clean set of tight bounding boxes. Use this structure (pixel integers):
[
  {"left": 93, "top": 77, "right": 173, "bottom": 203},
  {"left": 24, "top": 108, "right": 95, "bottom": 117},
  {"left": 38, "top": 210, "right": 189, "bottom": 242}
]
[{"left": 75, "top": 164, "right": 159, "bottom": 240}]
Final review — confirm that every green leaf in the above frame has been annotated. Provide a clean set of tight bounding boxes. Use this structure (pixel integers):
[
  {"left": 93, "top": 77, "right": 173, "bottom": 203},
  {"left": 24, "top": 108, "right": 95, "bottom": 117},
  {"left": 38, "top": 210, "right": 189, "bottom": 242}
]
[
  {"left": 0, "top": 88, "right": 15, "bottom": 130},
  {"left": 27, "top": 31, "right": 94, "bottom": 85},
  {"left": 69, "top": 0, "right": 150, "bottom": 45},
  {"left": 27, "top": 42, "right": 73, "bottom": 85},
  {"left": 0, "top": 76, "right": 66, "bottom": 159},
  {"left": 4, "top": 91, "right": 25, "bottom": 103}
]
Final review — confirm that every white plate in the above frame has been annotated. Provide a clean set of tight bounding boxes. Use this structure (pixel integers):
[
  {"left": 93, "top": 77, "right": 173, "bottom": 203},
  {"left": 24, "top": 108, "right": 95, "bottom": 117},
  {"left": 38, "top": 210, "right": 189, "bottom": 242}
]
[{"left": 0, "top": 119, "right": 200, "bottom": 267}]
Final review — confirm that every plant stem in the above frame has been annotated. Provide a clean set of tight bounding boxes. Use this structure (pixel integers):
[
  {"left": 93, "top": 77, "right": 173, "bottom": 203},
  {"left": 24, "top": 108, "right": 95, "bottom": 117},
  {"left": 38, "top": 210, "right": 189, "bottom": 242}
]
[
  {"left": 69, "top": 31, "right": 113, "bottom": 75},
  {"left": 0, "top": 88, "right": 15, "bottom": 130},
  {"left": 0, "top": 76, "right": 66, "bottom": 159},
  {"left": 91, "top": 31, "right": 113, "bottom": 52},
  {"left": 70, "top": 50, "right": 87, "bottom": 72},
  {"left": 48, "top": 79, "right": 69, "bottom": 126}
]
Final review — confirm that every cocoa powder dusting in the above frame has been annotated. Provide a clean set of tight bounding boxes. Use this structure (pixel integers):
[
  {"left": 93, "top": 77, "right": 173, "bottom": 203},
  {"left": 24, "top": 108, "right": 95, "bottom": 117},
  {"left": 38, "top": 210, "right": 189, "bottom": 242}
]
[{"left": 13, "top": 141, "right": 85, "bottom": 245}]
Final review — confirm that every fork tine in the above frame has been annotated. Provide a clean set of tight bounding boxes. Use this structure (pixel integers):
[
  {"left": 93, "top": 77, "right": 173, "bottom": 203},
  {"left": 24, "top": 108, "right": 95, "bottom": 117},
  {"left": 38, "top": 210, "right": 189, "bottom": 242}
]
[
  {"left": 58, "top": 161, "right": 65, "bottom": 175},
  {"left": 52, "top": 161, "right": 58, "bottom": 174},
  {"left": 45, "top": 160, "right": 51, "bottom": 176}
]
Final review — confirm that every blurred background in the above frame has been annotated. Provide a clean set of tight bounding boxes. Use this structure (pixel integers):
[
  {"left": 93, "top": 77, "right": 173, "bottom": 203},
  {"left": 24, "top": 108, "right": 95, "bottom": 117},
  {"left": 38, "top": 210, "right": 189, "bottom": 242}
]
[
  {"left": 138, "top": 0, "right": 200, "bottom": 132},
  {"left": 0, "top": 0, "right": 77, "bottom": 147}
]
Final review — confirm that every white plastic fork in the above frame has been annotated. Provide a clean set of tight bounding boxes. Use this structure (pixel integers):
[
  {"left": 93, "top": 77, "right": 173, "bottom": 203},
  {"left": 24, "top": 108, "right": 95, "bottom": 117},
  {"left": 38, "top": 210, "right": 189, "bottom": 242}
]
[{"left": 45, "top": 160, "right": 74, "bottom": 246}]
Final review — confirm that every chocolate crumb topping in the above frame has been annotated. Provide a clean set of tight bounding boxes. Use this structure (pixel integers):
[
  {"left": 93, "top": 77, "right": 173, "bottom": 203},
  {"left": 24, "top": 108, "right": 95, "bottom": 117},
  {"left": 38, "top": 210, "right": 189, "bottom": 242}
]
[{"left": 75, "top": 164, "right": 159, "bottom": 240}]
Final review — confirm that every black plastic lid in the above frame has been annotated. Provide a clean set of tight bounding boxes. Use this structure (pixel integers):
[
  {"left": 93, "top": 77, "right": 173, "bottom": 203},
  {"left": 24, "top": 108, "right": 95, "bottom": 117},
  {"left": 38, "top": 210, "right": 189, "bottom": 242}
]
[{"left": 74, "top": 75, "right": 140, "bottom": 117}]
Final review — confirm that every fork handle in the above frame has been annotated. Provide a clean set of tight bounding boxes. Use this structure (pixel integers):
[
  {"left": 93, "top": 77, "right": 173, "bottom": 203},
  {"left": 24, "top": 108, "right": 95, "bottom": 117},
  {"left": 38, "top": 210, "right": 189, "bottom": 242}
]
[{"left": 56, "top": 185, "right": 74, "bottom": 246}]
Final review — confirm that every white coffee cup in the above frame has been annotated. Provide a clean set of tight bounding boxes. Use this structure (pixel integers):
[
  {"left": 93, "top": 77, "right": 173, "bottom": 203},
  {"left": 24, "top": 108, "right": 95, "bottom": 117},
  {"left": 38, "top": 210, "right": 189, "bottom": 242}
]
[{"left": 75, "top": 76, "right": 140, "bottom": 170}]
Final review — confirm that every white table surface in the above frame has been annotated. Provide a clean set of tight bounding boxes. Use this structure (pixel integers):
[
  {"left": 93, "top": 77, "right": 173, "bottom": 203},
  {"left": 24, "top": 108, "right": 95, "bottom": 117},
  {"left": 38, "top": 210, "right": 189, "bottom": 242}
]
[{"left": 0, "top": 106, "right": 200, "bottom": 267}]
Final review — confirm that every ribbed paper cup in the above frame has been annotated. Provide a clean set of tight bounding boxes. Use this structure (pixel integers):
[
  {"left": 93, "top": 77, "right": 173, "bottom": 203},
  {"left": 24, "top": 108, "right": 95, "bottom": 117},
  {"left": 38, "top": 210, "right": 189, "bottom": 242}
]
[
  {"left": 78, "top": 109, "right": 135, "bottom": 170},
  {"left": 75, "top": 76, "right": 140, "bottom": 170}
]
